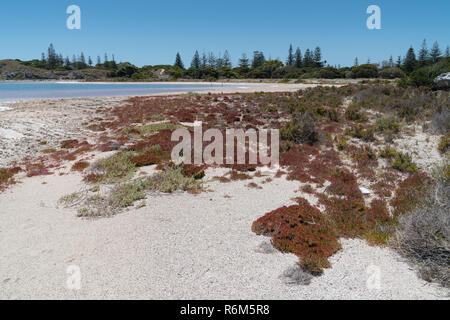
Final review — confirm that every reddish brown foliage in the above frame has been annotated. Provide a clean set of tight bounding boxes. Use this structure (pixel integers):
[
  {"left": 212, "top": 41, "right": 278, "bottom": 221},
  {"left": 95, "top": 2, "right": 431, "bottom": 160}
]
[
  {"left": 252, "top": 204, "right": 341, "bottom": 275},
  {"left": 71, "top": 161, "right": 90, "bottom": 172},
  {"left": 390, "top": 173, "right": 432, "bottom": 217},
  {"left": 181, "top": 165, "right": 206, "bottom": 180}
]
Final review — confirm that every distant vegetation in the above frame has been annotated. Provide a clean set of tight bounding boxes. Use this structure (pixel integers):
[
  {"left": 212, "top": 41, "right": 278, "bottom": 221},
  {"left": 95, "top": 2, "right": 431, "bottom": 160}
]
[{"left": 3, "top": 41, "right": 450, "bottom": 87}]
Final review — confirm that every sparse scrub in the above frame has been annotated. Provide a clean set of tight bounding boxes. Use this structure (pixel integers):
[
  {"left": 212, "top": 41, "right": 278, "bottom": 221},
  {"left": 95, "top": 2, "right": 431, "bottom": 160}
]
[
  {"left": 375, "top": 117, "right": 401, "bottom": 134},
  {"left": 135, "top": 122, "right": 184, "bottom": 135},
  {"left": 345, "top": 125, "right": 375, "bottom": 142},
  {"left": 345, "top": 104, "right": 367, "bottom": 122},
  {"left": 93, "top": 152, "right": 137, "bottom": 183},
  {"left": 281, "top": 113, "right": 318, "bottom": 144},
  {"left": 392, "top": 162, "right": 450, "bottom": 287},
  {"left": 145, "top": 166, "right": 201, "bottom": 193},
  {"left": 437, "top": 134, "right": 449, "bottom": 154},
  {"left": 60, "top": 139, "right": 79, "bottom": 149},
  {"left": 130, "top": 145, "right": 168, "bottom": 167},
  {"left": 392, "top": 152, "right": 417, "bottom": 173},
  {"left": 110, "top": 180, "right": 147, "bottom": 208},
  {"left": 71, "top": 161, "right": 90, "bottom": 172},
  {"left": 430, "top": 107, "right": 449, "bottom": 134},
  {"left": 0, "top": 167, "right": 21, "bottom": 190}
]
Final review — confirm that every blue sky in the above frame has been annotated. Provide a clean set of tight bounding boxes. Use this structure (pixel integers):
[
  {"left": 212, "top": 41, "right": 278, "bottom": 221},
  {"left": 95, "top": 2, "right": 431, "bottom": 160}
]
[{"left": 0, "top": 0, "right": 449, "bottom": 67}]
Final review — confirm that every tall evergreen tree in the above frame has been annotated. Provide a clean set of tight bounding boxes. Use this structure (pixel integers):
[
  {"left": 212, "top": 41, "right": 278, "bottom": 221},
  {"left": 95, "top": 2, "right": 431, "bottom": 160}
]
[
  {"left": 294, "top": 48, "right": 302, "bottom": 68},
  {"left": 430, "top": 41, "right": 442, "bottom": 62},
  {"left": 80, "top": 52, "right": 86, "bottom": 64},
  {"left": 286, "top": 44, "right": 294, "bottom": 66},
  {"left": 445, "top": 46, "right": 450, "bottom": 58},
  {"left": 238, "top": 53, "right": 250, "bottom": 69},
  {"left": 396, "top": 56, "right": 402, "bottom": 67},
  {"left": 64, "top": 56, "right": 70, "bottom": 68},
  {"left": 215, "top": 53, "right": 224, "bottom": 69},
  {"left": 303, "top": 49, "right": 313, "bottom": 66},
  {"left": 207, "top": 52, "right": 216, "bottom": 68},
  {"left": 403, "top": 47, "right": 417, "bottom": 72},
  {"left": 201, "top": 52, "right": 207, "bottom": 68},
  {"left": 418, "top": 39, "right": 428, "bottom": 65},
  {"left": 88, "top": 57, "right": 93, "bottom": 67},
  {"left": 223, "top": 50, "right": 232, "bottom": 67},
  {"left": 251, "top": 51, "right": 265, "bottom": 68},
  {"left": 47, "top": 43, "right": 57, "bottom": 69},
  {"left": 190, "top": 50, "right": 201, "bottom": 69},
  {"left": 389, "top": 55, "right": 394, "bottom": 67},
  {"left": 97, "top": 56, "right": 101, "bottom": 66},
  {"left": 354, "top": 57, "right": 359, "bottom": 67},
  {"left": 174, "top": 52, "right": 184, "bottom": 69},
  {"left": 313, "top": 47, "right": 322, "bottom": 67}
]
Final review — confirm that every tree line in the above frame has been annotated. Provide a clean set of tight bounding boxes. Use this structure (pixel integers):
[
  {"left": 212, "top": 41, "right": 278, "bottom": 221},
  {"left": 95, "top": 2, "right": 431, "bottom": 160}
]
[{"left": 24, "top": 44, "right": 119, "bottom": 71}]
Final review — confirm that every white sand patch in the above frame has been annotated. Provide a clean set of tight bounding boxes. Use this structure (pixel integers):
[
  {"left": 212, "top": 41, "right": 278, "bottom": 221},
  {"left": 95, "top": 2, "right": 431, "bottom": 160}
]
[
  {"left": 0, "top": 128, "right": 23, "bottom": 139},
  {"left": 393, "top": 125, "right": 443, "bottom": 172},
  {"left": 0, "top": 172, "right": 446, "bottom": 300}
]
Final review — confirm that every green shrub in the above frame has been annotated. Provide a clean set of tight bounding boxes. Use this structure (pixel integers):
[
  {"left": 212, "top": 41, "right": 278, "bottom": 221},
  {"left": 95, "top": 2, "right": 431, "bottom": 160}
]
[
  {"left": 280, "top": 113, "right": 318, "bottom": 144},
  {"left": 375, "top": 117, "right": 401, "bottom": 134},
  {"left": 145, "top": 167, "right": 201, "bottom": 193},
  {"left": 95, "top": 152, "right": 137, "bottom": 183},
  {"left": 345, "top": 125, "right": 375, "bottom": 142},
  {"left": 110, "top": 180, "right": 146, "bottom": 208},
  {"left": 437, "top": 134, "right": 449, "bottom": 154},
  {"left": 349, "top": 64, "right": 379, "bottom": 78},
  {"left": 345, "top": 104, "right": 367, "bottom": 122},
  {"left": 392, "top": 152, "right": 417, "bottom": 173},
  {"left": 379, "top": 67, "right": 405, "bottom": 79}
]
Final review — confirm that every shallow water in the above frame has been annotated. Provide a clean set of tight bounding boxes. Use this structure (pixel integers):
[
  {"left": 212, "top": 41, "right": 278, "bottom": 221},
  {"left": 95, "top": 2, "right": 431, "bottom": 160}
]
[{"left": 0, "top": 81, "right": 244, "bottom": 101}]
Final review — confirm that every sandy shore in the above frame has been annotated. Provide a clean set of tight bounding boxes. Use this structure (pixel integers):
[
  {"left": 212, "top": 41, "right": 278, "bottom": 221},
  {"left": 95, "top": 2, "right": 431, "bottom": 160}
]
[
  {"left": 0, "top": 169, "right": 446, "bottom": 299},
  {"left": 0, "top": 83, "right": 448, "bottom": 300}
]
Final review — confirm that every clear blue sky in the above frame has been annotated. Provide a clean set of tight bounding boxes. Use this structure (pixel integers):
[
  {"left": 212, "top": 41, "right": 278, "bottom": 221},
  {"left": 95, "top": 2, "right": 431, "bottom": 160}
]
[{"left": 0, "top": 0, "right": 449, "bottom": 67}]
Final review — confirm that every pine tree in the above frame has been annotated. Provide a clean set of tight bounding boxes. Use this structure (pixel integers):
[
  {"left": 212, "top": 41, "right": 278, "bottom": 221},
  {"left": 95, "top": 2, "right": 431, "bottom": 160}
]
[
  {"left": 251, "top": 51, "right": 265, "bottom": 68},
  {"left": 286, "top": 44, "right": 294, "bottom": 66},
  {"left": 294, "top": 48, "right": 302, "bottom": 68},
  {"left": 445, "top": 46, "right": 450, "bottom": 58},
  {"left": 238, "top": 53, "right": 250, "bottom": 69},
  {"left": 303, "top": 49, "right": 313, "bottom": 66},
  {"left": 41, "top": 53, "right": 46, "bottom": 63},
  {"left": 111, "top": 55, "right": 117, "bottom": 70},
  {"left": 313, "top": 47, "right": 322, "bottom": 67},
  {"left": 174, "top": 52, "right": 184, "bottom": 69},
  {"left": 396, "top": 56, "right": 402, "bottom": 67},
  {"left": 47, "top": 43, "right": 57, "bottom": 69},
  {"left": 223, "top": 50, "right": 232, "bottom": 67},
  {"left": 430, "top": 41, "right": 442, "bottom": 62},
  {"left": 354, "top": 57, "right": 359, "bottom": 67},
  {"left": 207, "top": 52, "right": 216, "bottom": 69},
  {"left": 97, "top": 56, "right": 101, "bottom": 66},
  {"left": 418, "top": 39, "right": 428, "bottom": 65},
  {"left": 80, "top": 52, "right": 86, "bottom": 64},
  {"left": 389, "top": 55, "right": 394, "bottom": 67},
  {"left": 215, "top": 53, "right": 224, "bottom": 69},
  {"left": 190, "top": 50, "right": 201, "bottom": 69},
  {"left": 201, "top": 52, "right": 207, "bottom": 68},
  {"left": 403, "top": 47, "right": 417, "bottom": 72},
  {"left": 64, "top": 56, "right": 70, "bottom": 68}
]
